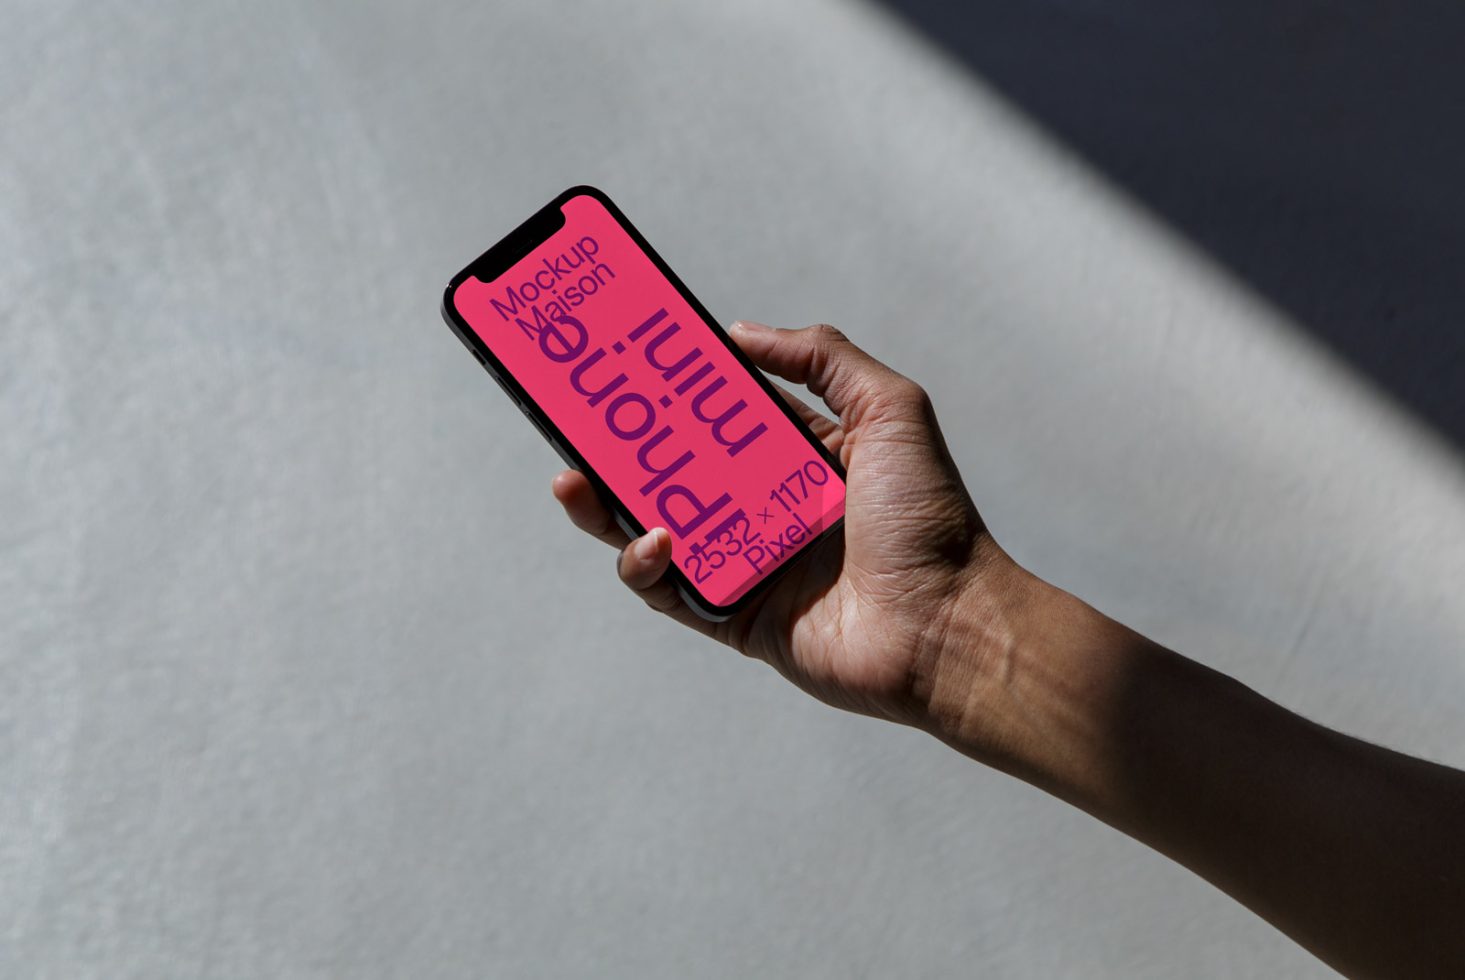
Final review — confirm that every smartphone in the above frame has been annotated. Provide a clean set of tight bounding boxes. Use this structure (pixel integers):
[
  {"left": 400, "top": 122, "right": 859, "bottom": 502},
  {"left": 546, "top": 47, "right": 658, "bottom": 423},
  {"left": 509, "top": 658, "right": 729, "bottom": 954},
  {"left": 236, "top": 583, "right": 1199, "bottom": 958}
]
[{"left": 441, "top": 185, "right": 847, "bottom": 621}]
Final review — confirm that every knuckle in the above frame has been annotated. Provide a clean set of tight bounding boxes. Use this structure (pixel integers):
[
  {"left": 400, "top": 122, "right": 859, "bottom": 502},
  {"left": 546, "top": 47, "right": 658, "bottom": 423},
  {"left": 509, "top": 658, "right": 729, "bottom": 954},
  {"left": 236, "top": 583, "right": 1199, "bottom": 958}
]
[
  {"left": 805, "top": 341, "right": 834, "bottom": 397},
  {"left": 806, "top": 322, "right": 847, "bottom": 345},
  {"left": 874, "top": 377, "right": 933, "bottom": 422},
  {"left": 903, "top": 379, "right": 933, "bottom": 412}
]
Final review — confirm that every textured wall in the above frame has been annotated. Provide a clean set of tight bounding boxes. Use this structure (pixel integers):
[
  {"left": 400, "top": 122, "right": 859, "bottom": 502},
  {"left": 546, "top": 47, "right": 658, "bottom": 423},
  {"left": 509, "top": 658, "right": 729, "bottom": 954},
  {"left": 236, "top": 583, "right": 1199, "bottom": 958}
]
[{"left": 4, "top": 1, "right": 1463, "bottom": 977}]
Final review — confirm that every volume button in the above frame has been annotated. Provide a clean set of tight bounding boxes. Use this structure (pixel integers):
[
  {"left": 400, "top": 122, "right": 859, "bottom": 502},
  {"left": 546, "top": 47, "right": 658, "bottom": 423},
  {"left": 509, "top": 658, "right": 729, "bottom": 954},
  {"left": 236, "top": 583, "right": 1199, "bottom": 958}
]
[
  {"left": 484, "top": 368, "right": 515, "bottom": 399},
  {"left": 520, "top": 404, "right": 546, "bottom": 434}
]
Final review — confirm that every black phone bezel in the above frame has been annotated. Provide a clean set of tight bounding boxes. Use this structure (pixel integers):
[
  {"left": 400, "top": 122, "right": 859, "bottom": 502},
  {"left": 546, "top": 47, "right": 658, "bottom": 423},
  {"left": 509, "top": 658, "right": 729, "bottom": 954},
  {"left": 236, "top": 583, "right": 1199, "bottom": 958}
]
[{"left": 440, "top": 184, "right": 846, "bottom": 622}]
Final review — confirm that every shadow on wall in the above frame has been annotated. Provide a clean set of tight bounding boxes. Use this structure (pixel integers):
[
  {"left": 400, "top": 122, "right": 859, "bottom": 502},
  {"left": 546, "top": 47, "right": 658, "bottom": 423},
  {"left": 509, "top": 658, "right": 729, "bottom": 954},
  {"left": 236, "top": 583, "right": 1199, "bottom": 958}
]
[{"left": 876, "top": 1, "right": 1465, "bottom": 449}]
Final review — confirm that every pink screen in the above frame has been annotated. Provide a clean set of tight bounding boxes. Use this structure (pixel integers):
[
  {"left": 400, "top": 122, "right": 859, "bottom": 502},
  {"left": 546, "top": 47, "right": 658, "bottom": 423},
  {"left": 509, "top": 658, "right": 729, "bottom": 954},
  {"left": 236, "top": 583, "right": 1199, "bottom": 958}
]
[{"left": 452, "top": 193, "right": 846, "bottom": 607}]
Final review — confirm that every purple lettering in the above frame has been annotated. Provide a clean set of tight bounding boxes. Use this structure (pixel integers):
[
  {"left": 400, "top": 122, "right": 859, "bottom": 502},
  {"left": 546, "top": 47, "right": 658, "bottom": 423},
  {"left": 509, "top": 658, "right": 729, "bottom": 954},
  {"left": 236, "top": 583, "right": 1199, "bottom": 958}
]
[
  {"left": 635, "top": 426, "right": 696, "bottom": 495},
  {"left": 539, "top": 311, "right": 587, "bottom": 363},
  {"left": 568, "top": 347, "right": 628, "bottom": 407},
  {"left": 627, "top": 308, "right": 668, "bottom": 342},
  {"left": 605, "top": 392, "right": 655, "bottom": 441},
  {"left": 656, "top": 485, "right": 732, "bottom": 538},
  {"left": 642, "top": 321, "right": 702, "bottom": 381},
  {"left": 689, "top": 375, "right": 768, "bottom": 457}
]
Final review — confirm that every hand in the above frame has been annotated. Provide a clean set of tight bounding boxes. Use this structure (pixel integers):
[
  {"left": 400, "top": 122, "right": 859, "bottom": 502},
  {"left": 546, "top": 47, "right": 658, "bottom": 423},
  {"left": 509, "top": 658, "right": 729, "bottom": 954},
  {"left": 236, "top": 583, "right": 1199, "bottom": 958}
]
[
  {"left": 551, "top": 321, "right": 1017, "bottom": 728},
  {"left": 560, "top": 324, "right": 1465, "bottom": 980}
]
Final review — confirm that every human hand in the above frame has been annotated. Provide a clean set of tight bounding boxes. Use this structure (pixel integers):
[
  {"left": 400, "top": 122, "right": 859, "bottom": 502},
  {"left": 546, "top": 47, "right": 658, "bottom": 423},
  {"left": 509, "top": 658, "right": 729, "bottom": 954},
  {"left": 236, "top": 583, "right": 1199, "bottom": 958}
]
[
  {"left": 551, "top": 321, "right": 1025, "bottom": 729},
  {"left": 561, "top": 323, "right": 1465, "bottom": 980}
]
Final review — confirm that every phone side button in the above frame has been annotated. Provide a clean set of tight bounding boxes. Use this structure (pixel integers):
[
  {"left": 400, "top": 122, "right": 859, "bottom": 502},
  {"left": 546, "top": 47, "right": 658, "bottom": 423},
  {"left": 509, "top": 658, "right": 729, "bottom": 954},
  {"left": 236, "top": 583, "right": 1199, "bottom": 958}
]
[
  {"left": 522, "top": 412, "right": 571, "bottom": 465},
  {"left": 544, "top": 436, "right": 575, "bottom": 468},
  {"left": 520, "top": 405, "right": 548, "bottom": 436},
  {"left": 485, "top": 368, "right": 514, "bottom": 398}
]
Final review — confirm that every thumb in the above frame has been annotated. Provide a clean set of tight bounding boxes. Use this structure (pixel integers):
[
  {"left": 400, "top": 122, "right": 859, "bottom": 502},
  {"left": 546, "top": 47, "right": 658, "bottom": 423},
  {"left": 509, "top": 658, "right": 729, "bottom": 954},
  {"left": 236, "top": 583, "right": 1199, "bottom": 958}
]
[{"left": 729, "top": 321, "right": 921, "bottom": 429}]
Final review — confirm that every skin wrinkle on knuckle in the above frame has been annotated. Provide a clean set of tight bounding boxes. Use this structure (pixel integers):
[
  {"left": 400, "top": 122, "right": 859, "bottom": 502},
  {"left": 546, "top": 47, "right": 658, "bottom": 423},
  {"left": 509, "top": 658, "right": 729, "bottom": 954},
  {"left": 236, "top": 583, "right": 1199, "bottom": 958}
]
[
  {"left": 805, "top": 340, "right": 834, "bottom": 395},
  {"left": 869, "top": 382, "right": 928, "bottom": 426},
  {"left": 864, "top": 420, "right": 936, "bottom": 457},
  {"left": 808, "top": 322, "right": 846, "bottom": 344}
]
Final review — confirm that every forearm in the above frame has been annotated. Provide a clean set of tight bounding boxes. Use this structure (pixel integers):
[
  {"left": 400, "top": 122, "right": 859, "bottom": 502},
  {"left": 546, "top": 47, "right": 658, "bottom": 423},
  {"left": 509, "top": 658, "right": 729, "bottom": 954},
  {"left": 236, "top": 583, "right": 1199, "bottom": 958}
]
[{"left": 919, "top": 559, "right": 1465, "bottom": 978}]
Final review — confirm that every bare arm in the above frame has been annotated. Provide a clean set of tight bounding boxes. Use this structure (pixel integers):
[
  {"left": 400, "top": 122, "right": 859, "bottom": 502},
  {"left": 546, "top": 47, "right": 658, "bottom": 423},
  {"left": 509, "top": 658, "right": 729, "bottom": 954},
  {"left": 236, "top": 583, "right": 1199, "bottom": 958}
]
[
  {"left": 928, "top": 563, "right": 1465, "bottom": 978},
  {"left": 550, "top": 321, "right": 1465, "bottom": 977}
]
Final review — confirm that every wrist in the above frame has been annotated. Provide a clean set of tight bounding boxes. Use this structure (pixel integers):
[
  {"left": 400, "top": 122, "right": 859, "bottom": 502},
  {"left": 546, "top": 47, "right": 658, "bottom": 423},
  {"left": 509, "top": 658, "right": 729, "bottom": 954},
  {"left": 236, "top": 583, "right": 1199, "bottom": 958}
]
[
  {"left": 908, "top": 535, "right": 1033, "bottom": 755},
  {"left": 912, "top": 542, "right": 1153, "bottom": 798}
]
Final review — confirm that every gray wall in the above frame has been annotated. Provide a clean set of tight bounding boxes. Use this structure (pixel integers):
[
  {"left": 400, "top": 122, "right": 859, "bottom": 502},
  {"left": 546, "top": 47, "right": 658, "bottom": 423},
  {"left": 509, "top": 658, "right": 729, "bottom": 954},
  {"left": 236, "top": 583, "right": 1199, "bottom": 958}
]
[{"left": 5, "top": 1, "right": 1464, "bottom": 977}]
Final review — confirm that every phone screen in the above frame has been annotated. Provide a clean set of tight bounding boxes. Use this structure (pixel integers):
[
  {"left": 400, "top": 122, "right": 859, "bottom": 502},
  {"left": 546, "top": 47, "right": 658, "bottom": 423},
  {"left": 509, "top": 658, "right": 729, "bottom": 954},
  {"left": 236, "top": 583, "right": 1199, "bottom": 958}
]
[{"left": 447, "top": 189, "right": 846, "bottom": 612}]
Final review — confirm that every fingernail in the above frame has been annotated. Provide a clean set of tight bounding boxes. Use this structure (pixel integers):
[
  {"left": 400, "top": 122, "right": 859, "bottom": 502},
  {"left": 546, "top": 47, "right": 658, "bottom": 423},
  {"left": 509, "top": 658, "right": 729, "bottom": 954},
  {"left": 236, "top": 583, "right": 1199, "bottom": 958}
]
[
  {"left": 731, "top": 320, "right": 771, "bottom": 334},
  {"left": 635, "top": 529, "right": 664, "bottom": 560}
]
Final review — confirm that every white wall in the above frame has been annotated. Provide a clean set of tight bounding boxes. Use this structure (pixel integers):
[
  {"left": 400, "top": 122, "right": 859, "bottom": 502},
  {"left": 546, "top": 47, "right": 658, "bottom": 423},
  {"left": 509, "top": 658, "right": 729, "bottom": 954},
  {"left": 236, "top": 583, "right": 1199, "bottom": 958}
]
[{"left": 5, "top": 1, "right": 1463, "bottom": 976}]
